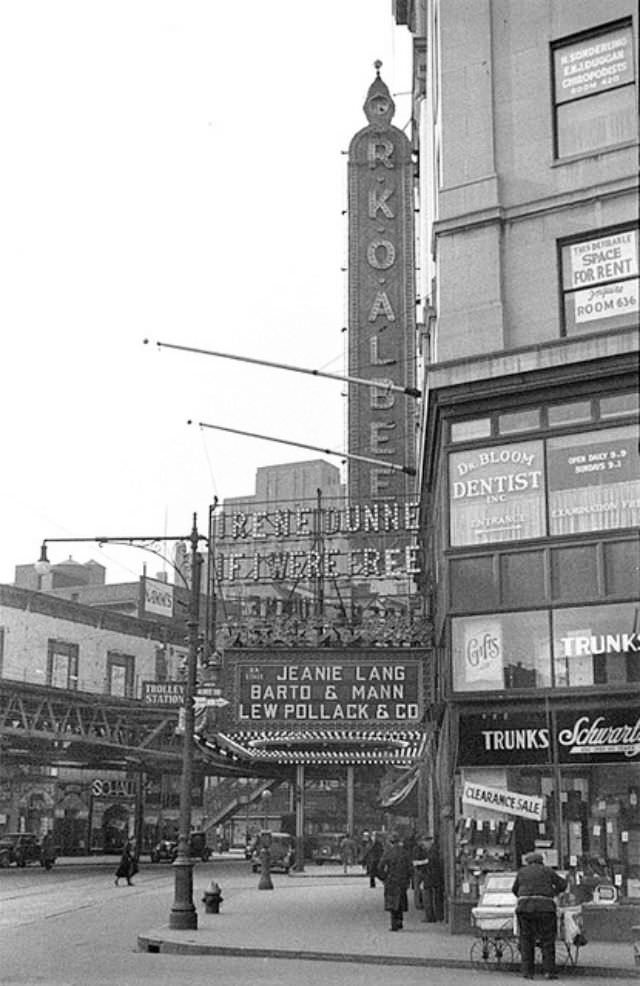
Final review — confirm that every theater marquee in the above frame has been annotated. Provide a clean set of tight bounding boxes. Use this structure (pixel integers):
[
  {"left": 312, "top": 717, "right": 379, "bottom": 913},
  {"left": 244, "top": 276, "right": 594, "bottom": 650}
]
[{"left": 221, "top": 650, "right": 425, "bottom": 728}]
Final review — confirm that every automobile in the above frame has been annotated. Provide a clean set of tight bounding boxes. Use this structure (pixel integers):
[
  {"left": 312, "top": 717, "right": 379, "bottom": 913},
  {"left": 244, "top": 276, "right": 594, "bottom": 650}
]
[
  {"left": 311, "top": 832, "right": 347, "bottom": 866},
  {"left": 150, "top": 833, "right": 212, "bottom": 863},
  {"left": 0, "top": 833, "right": 56, "bottom": 869},
  {"left": 249, "top": 831, "right": 295, "bottom": 873},
  {"left": 149, "top": 838, "right": 176, "bottom": 863}
]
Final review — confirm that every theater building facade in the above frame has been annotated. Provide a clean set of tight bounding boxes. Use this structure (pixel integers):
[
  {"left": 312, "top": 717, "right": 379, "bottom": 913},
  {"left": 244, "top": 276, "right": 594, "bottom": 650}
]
[{"left": 393, "top": 0, "right": 640, "bottom": 934}]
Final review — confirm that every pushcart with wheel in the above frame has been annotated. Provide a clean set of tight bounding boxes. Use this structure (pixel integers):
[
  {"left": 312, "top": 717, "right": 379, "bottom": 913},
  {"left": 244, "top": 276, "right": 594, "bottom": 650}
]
[{"left": 470, "top": 872, "right": 584, "bottom": 971}]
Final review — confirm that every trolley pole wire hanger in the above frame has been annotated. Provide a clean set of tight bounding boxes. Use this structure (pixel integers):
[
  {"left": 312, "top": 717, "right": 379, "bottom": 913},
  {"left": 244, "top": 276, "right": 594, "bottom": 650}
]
[
  {"left": 144, "top": 338, "right": 422, "bottom": 400},
  {"left": 189, "top": 420, "right": 416, "bottom": 477}
]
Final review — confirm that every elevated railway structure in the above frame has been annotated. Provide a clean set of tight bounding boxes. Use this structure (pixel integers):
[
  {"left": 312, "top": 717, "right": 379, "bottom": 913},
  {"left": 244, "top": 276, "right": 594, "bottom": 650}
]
[{"left": 0, "top": 678, "right": 258, "bottom": 776}]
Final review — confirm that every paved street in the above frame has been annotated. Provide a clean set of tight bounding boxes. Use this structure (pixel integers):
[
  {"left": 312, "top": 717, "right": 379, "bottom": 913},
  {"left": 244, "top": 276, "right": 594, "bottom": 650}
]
[
  {"left": 0, "top": 859, "right": 458, "bottom": 986},
  {"left": 0, "top": 857, "right": 636, "bottom": 984}
]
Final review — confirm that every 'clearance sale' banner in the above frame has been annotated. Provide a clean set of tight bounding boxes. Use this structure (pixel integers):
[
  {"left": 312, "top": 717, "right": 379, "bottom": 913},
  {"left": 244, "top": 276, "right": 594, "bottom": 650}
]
[{"left": 462, "top": 782, "right": 545, "bottom": 821}]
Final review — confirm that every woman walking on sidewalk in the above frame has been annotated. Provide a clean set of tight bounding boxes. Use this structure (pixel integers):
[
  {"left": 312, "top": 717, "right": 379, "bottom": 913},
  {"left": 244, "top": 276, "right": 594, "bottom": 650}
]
[{"left": 377, "top": 833, "right": 413, "bottom": 931}]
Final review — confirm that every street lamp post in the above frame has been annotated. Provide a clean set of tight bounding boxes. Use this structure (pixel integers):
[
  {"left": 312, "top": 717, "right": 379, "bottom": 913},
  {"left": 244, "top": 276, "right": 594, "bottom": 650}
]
[
  {"left": 169, "top": 516, "right": 202, "bottom": 930},
  {"left": 36, "top": 513, "right": 207, "bottom": 931},
  {"left": 258, "top": 788, "right": 273, "bottom": 890}
]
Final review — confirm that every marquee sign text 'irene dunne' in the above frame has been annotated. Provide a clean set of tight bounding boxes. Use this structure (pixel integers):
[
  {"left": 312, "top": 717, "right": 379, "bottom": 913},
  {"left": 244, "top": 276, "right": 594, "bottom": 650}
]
[
  {"left": 215, "top": 500, "right": 420, "bottom": 581},
  {"left": 237, "top": 660, "right": 421, "bottom": 723}
]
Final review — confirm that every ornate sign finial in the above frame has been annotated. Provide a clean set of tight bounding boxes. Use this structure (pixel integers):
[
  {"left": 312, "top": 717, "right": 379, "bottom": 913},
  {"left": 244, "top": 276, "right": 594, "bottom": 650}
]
[{"left": 363, "top": 63, "right": 395, "bottom": 128}]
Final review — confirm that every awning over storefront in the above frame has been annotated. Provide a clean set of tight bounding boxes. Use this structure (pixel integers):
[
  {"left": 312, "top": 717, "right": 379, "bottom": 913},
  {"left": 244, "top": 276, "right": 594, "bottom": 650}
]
[{"left": 197, "top": 727, "right": 427, "bottom": 768}]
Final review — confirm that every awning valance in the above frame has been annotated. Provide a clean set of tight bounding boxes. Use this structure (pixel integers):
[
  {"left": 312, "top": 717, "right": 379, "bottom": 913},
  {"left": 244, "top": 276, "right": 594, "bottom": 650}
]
[{"left": 197, "top": 727, "right": 427, "bottom": 768}]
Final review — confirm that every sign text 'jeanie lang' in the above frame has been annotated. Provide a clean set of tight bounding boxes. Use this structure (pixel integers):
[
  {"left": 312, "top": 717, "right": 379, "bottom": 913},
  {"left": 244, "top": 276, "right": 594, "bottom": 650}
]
[{"left": 237, "top": 661, "right": 421, "bottom": 722}]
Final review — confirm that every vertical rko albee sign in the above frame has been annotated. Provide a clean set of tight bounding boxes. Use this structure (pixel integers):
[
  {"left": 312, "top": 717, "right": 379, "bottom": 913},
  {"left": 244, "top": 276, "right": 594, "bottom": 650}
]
[{"left": 348, "top": 63, "right": 416, "bottom": 503}]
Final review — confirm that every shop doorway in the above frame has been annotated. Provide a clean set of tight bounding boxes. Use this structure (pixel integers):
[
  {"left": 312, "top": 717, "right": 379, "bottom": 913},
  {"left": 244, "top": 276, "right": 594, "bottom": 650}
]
[{"left": 102, "top": 804, "right": 130, "bottom": 853}]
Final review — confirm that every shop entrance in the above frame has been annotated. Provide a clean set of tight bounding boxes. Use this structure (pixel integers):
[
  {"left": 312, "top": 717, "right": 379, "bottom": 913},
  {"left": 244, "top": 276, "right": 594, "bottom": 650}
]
[{"left": 101, "top": 804, "right": 131, "bottom": 853}]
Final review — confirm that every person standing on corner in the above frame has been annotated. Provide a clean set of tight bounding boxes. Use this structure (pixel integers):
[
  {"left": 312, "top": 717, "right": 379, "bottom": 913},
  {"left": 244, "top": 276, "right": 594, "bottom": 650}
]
[
  {"left": 377, "top": 833, "right": 413, "bottom": 931},
  {"left": 413, "top": 835, "right": 443, "bottom": 922},
  {"left": 114, "top": 840, "right": 136, "bottom": 887},
  {"left": 363, "top": 831, "right": 385, "bottom": 888},
  {"left": 512, "top": 850, "right": 567, "bottom": 981}
]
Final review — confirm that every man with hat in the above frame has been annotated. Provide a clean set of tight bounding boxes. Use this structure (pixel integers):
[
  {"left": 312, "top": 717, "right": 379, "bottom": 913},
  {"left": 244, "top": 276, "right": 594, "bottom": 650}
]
[
  {"left": 377, "top": 832, "right": 413, "bottom": 931},
  {"left": 512, "top": 850, "right": 567, "bottom": 980}
]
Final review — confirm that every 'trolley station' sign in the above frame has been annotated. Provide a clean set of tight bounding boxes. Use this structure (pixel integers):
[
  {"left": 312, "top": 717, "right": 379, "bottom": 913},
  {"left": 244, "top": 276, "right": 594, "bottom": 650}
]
[{"left": 232, "top": 653, "right": 423, "bottom": 724}]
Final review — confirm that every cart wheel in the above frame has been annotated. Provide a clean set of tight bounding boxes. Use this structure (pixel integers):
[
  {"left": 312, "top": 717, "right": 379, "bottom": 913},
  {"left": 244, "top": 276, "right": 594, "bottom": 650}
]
[
  {"left": 470, "top": 937, "right": 491, "bottom": 965},
  {"left": 492, "top": 937, "right": 515, "bottom": 967},
  {"left": 470, "top": 936, "right": 514, "bottom": 967}
]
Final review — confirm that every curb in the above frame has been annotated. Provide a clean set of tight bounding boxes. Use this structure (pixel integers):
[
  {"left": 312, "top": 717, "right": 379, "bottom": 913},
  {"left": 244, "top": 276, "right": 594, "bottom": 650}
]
[{"left": 136, "top": 934, "right": 639, "bottom": 978}]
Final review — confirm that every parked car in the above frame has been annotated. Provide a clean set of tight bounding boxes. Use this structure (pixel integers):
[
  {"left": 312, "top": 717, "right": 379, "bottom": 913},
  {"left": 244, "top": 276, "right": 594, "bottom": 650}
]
[
  {"left": 311, "top": 832, "right": 347, "bottom": 866},
  {"left": 149, "top": 839, "right": 177, "bottom": 863},
  {"left": 249, "top": 832, "right": 295, "bottom": 873},
  {"left": 0, "top": 833, "right": 56, "bottom": 869},
  {"left": 150, "top": 833, "right": 212, "bottom": 863}
]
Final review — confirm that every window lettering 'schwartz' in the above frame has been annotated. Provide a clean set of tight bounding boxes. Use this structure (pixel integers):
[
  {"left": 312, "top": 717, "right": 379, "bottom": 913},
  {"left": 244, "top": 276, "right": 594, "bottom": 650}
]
[{"left": 558, "top": 715, "right": 640, "bottom": 753}]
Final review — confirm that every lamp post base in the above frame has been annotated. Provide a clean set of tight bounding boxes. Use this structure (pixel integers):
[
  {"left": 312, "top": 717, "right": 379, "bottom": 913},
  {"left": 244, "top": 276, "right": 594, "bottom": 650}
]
[
  {"left": 169, "top": 856, "right": 198, "bottom": 929},
  {"left": 258, "top": 848, "right": 273, "bottom": 890}
]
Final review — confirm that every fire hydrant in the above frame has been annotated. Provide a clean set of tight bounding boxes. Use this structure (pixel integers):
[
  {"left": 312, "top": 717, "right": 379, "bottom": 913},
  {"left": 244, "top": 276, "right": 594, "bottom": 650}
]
[{"left": 202, "top": 880, "right": 223, "bottom": 914}]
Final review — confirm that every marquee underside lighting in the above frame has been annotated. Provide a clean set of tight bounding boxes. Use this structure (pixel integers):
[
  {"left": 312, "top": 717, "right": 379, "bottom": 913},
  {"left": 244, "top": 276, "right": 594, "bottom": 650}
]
[{"left": 198, "top": 727, "right": 426, "bottom": 768}]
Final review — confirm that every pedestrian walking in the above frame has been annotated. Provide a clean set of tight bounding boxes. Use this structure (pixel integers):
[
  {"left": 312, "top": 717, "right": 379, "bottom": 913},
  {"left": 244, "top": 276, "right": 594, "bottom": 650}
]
[
  {"left": 377, "top": 833, "right": 413, "bottom": 931},
  {"left": 358, "top": 830, "right": 371, "bottom": 870},
  {"left": 512, "top": 850, "right": 567, "bottom": 980},
  {"left": 363, "top": 831, "right": 384, "bottom": 888},
  {"left": 114, "top": 840, "right": 136, "bottom": 886},
  {"left": 413, "top": 835, "right": 443, "bottom": 922},
  {"left": 339, "top": 833, "right": 357, "bottom": 873}
]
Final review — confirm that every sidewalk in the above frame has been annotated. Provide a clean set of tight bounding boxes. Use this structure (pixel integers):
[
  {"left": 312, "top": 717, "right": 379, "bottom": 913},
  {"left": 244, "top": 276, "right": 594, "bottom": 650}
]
[{"left": 137, "top": 866, "right": 639, "bottom": 978}]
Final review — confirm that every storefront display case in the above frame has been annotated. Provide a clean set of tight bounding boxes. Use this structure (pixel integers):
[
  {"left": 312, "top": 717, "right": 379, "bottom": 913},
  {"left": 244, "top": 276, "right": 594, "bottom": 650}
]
[{"left": 455, "top": 816, "right": 515, "bottom": 903}]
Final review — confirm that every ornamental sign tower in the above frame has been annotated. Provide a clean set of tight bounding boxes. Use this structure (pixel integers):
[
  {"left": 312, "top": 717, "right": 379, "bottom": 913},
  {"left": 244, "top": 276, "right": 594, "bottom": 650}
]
[{"left": 348, "top": 62, "right": 416, "bottom": 504}]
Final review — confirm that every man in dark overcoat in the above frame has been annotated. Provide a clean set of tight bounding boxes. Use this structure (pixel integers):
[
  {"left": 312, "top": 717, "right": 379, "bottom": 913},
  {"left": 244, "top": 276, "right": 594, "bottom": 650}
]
[
  {"left": 512, "top": 850, "right": 567, "bottom": 980},
  {"left": 377, "top": 833, "right": 413, "bottom": 930},
  {"left": 363, "top": 831, "right": 385, "bottom": 888},
  {"left": 413, "top": 835, "right": 443, "bottom": 921}
]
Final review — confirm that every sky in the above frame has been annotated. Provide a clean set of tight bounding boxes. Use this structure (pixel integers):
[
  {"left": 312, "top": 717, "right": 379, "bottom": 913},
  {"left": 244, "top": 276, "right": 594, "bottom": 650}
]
[{"left": 0, "top": 1, "right": 412, "bottom": 585}]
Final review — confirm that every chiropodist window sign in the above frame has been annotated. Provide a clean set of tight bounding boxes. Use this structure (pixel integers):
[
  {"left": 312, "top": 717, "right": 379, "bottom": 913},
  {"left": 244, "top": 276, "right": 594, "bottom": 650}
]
[{"left": 228, "top": 651, "right": 423, "bottom": 725}]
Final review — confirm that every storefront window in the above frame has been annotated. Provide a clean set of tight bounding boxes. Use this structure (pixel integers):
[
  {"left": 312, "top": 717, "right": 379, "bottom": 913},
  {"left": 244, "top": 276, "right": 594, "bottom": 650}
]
[
  {"left": 452, "top": 611, "right": 550, "bottom": 692},
  {"left": 560, "top": 227, "right": 639, "bottom": 337},
  {"left": 454, "top": 762, "right": 640, "bottom": 899},
  {"left": 552, "top": 23, "right": 636, "bottom": 158},
  {"left": 449, "top": 440, "right": 546, "bottom": 546},
  {"left": 547, "top": 425, "right": 640, "bottom": 536},
  {"left": 553, "top": 601, "right": 640, "bottom": 687}
]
